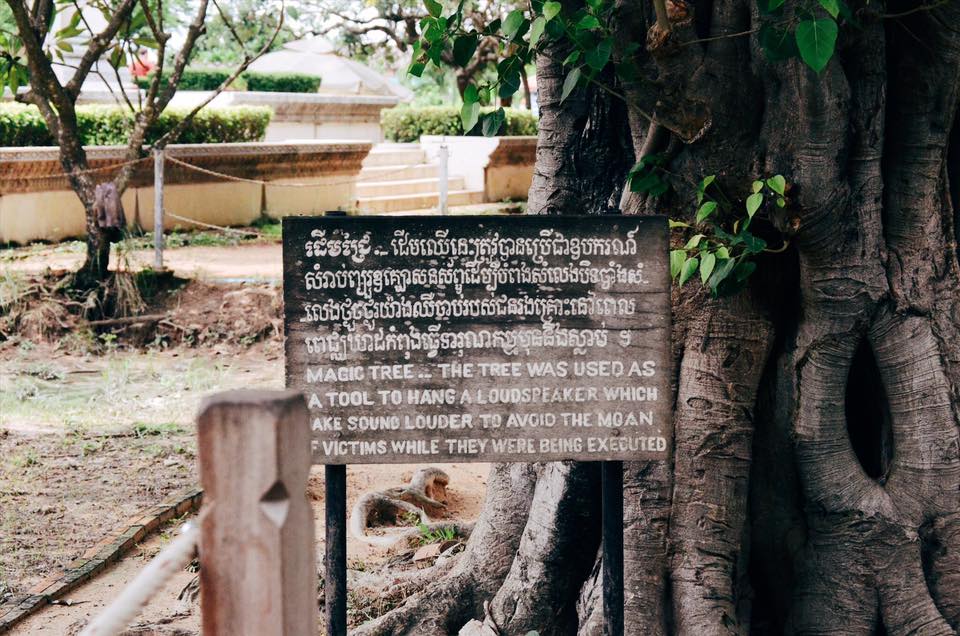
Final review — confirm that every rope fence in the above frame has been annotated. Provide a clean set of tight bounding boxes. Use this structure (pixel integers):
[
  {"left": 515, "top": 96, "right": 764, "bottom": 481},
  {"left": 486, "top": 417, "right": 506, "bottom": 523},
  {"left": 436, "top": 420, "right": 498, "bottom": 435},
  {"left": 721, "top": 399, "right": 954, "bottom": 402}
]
[
  {"left": 164, "top": 211, "right": 267, "bottom": 238},
  {"left": 77, "top": 521, "right": 198, "bottom": 636},
  {"left": 151, "top": 148, "right": 452, "bottom": 268}
]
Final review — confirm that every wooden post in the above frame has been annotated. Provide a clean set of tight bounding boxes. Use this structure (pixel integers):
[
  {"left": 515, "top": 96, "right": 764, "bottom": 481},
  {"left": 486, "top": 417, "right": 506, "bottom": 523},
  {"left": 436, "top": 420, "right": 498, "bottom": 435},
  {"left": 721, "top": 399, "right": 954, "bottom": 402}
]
[
  {"left": 324, "top": 465, "right": 348, "bottom": 636},
  {"left": 602, "top": 461, "right": 624, "bottom": 636},
  {"left": 197, "top": 390, "right": 317, "bottom": 636}
]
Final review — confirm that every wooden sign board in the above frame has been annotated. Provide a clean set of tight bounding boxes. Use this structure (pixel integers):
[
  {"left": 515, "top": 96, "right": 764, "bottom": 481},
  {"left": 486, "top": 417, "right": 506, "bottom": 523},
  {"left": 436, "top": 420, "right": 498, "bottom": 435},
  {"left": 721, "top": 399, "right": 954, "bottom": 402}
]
[{"left": 283, "top": 215, "right": 671, "bottom": 464}]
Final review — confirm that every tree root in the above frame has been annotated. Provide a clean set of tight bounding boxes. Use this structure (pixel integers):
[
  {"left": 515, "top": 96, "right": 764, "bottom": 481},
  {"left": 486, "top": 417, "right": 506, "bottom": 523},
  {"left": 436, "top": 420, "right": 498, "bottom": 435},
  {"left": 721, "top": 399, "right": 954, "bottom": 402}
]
[
  {"left": 349, "top": 467, "right": 452, "bottom": 549},
  {"left": 352, "top": 463, "right": 539, "bottom": 636}
]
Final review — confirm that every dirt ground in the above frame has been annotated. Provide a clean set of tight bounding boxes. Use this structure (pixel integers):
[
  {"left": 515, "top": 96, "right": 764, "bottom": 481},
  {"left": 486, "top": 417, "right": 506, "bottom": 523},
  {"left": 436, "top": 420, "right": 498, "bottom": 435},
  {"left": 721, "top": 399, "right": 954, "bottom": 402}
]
[
  {"left": 0, "top": 244, "right": 491, "bottom": 634},
  {"left": 4, "top": 243, "right": 284, "bottom": 283},
  {"left": 7, "top": 462, "right": 488, "bottom": 635}
]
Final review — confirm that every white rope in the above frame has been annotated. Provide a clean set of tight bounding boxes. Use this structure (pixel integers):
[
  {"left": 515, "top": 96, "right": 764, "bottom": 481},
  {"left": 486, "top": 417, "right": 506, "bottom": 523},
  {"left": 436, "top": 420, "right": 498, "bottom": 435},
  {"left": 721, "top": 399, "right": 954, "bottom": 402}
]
[
  {"left": 78, "top": 522, "right": 199, "bottom": 636},
  {"left": 164, "top": 211, "right": 266, "bottom": 237}
]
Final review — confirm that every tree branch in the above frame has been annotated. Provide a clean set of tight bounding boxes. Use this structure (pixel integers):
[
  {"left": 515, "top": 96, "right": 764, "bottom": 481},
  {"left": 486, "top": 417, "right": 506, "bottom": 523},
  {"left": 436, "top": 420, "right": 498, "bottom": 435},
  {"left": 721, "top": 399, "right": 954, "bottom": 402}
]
[{"left": 64, "top": 0, "right": 138, "bottom": 99}]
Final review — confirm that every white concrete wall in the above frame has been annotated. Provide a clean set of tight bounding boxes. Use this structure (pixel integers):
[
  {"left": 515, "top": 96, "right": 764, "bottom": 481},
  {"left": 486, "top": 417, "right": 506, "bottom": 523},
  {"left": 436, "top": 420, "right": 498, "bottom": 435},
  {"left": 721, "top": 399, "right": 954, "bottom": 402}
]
[
  {"left": 420, "top": 136, "right": 536, "bottom": 202},
  {"left": 0, "top": 141, "right": 371, "bottom": 244},
  {"left": 264, "top": 121, "right": 383, "bottom": 143}
]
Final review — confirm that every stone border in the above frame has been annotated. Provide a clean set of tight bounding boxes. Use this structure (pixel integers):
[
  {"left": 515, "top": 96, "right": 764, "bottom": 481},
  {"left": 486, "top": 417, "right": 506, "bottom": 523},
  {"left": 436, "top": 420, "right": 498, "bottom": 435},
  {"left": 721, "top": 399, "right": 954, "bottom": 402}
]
[{"left": 0, "top": 488, "right": 203, "bottom": 634}]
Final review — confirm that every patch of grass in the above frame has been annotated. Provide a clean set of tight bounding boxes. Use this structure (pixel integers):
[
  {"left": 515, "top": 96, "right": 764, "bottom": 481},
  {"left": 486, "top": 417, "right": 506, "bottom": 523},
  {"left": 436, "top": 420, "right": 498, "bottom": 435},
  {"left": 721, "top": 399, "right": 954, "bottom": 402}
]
[
  {"left": 132, "top": 421, "right": 184, "bottom": 437},
  {"left": 416, "top": 523, "right": 457, "bottom": 545},
  {"left": 8, "top": 450, "right": 39, "bottom": 468}
]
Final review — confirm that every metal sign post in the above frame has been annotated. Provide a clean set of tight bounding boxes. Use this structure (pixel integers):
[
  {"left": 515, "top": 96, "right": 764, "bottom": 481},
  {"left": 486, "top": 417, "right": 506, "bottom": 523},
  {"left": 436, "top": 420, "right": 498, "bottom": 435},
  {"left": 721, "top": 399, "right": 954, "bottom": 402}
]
[
  {"left": 602, "top": 461, "right": 624, "bottom": 636},
  {"left": 324, "top": 465, "right": 348, "bottom": 636}
]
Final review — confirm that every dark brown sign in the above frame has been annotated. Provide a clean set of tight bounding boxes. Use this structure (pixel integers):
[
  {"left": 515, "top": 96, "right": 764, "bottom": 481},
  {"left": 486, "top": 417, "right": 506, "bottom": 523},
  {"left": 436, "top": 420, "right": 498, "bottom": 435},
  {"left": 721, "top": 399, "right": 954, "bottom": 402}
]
[{"left": 283, "top": 215, "right": 671, "bottom": 464}]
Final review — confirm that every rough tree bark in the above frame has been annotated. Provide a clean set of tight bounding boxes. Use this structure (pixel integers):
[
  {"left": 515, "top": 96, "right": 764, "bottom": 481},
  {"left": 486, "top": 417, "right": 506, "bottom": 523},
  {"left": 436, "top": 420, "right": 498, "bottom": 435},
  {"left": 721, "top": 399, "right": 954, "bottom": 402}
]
[{"left": 356, "top": 0, "right": 960, "bottom": 634}]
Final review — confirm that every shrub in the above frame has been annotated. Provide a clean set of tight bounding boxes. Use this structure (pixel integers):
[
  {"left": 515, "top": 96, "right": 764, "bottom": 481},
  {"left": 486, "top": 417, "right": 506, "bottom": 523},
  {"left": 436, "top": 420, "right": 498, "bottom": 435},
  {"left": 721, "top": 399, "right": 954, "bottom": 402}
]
[
  {"left": 381, "top": 106, "right": 539, "bottom": 142},
  {"left": 134, "top": 68, "right": 232, "bottom": 91},
  {"left": 242, "top": 72, "right": 321, "bottom": 93},
  {"left": 0, "top": 103, "right": 272, "bottom": 146}
]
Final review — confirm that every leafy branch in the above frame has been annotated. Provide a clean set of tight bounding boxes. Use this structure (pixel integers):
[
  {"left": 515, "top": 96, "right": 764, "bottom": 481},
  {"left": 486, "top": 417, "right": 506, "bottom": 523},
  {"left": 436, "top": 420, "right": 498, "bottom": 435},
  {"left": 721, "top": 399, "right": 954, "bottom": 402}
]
[{"left": 669, "top": 174, "right": 789, "bottom": 297}]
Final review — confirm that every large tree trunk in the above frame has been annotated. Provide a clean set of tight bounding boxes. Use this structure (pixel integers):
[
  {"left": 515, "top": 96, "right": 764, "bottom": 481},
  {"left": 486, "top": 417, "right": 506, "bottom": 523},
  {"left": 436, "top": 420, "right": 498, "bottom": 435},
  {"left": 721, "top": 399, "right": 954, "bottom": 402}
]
[{"left": 355, "top": 1, "right": 960, "bottom": 634}]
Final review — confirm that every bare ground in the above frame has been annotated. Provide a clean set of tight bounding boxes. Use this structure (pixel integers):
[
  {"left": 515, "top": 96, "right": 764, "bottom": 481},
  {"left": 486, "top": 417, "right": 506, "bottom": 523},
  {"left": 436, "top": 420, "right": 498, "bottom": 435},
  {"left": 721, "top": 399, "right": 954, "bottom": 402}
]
[{"left": 0, "top": 254, "right": 489, "bottom": 634}]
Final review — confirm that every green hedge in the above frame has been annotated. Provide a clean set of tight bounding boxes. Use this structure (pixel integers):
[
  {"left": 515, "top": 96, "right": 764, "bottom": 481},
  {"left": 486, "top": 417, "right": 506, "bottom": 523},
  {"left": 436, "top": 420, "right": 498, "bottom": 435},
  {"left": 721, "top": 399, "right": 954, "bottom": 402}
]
[
  {"left": 0, "top": 104, "right": 272, "bottom": 146},
  {"left": 242, "top": 72, "right": 321, "bottom": 93},
  {"left": 134, "top": 68, "right": 232, "bottom": 91},
  {"left": 381, "top": 106, "right": 539, "bottom": 142}
]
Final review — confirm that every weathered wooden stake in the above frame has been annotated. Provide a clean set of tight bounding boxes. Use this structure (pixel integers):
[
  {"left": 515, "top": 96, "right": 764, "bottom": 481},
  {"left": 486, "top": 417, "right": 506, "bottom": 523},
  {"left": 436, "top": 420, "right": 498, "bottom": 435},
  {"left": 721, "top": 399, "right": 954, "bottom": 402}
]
[
  {"left": 325, "top": 465, "right": 348, "bottom": 636},
  {"left": 197, "top": 390, "right": 317, "bottom": 636},
  {"left": 602, "top": 460, "right": 624, "bottom": 636}
]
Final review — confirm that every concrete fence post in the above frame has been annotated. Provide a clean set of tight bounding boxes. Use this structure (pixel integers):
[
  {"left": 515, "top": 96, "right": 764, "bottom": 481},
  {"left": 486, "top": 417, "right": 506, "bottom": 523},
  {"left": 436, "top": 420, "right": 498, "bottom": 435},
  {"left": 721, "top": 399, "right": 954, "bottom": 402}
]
[
  {"left": 153, "top": 148, "right": 165, "bottom": 269},
  {"left": 438, "top": 144, "right": 449, "bottom": 215},
  {"left": 197, "top": 390, "right": 317, "bottom": 636}
]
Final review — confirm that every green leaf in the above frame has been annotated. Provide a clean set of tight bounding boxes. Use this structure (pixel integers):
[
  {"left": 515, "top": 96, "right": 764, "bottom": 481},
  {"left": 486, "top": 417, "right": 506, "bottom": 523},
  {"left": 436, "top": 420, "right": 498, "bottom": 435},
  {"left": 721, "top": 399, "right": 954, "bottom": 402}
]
[
  {"left": 408, "top": 61, "right": 426, "bottom": 77},
  {"left": 562, "top": 50, "right": 581, "bottom": 66},
  {"left": 716, "top": 246, "right": 730, "bottom": 260},
  {"left": 585, "top": 38, "right": 613, "bottom": 71},
  {"left": 746, "top": 192, "right": 763, "bottom": 217},
  {"left": 587, "top": 0, "right": 605, "bottom": 10},
  {"left": 735, "top": 261, "right": 757, "bottom": 282},
  {"left": 543, "top": 1, "right": 562, "bottom": 21},
  {"left": 669, "top": 219, "right": 690, "bottom": 229},
  {"left": 503, "top": 10, "right": 526, "bottom": 39},
  {"left": 561, "top": 66, "right": 581, "bottom": 102},
  {"left": 460, "top": 100, "right": 480, "bottom": 132},
  {"left": 498, "top": 68, "right": 521, "bottom": 98},
  {"left": 707, "top": 257, "right": 737, "bottom": 291},
  {"left": 751, "top": 180, "right": 763, "bottom": 193},
  {"left": 684, "top": 234, "right": 704, "bottom": 250},
  {"left": 464, "top": 83, "right": 479, "bottom": 103},
  {"left": 679, "top": 257, "right": 699, "bottom": 286},
  {"left": 670, "top": 250, "right": 686, "bottom": 279},
  {"left": 697, "top": 174, "right": 716, "bottom": 204},
  {"left": 818, "top": 0, "right": 840, "bottom": 17},
  {"left": 700, "top": 252, "right": 716, "bottom": 283},
  {"left": 482, "top": 108, "right": 506, "bottom": 136},
  {"left": 423, "top": 20, "right": 445, "bottom": 44},
  {"left": 424, "top": 0, "right": 443, "bottom": 18},
  {"left": 766, "top": 174, "right": 786, "bottom": 195},
  {"left": 576, "top": 14, "right": 601, "bottom": 31},
  {"left": 777, "top": 196, "right": 786, "bottom": 207},
  {"left": 795, "top": 18, "right": 838, "bottom": 74},
  {"left": 648, "top": 180, "right": 670, "bottom": 197},
  {"left": 696, "top": 201, "right": 718, "bottom": 223},
  {"left": 759, "top": 24, "right": 797, "bottom": 62},
  {"left": 630, "top": 171, "right": 661, "bottom": 193},
  {"left": 529, "top": 17, "right": 547, "bottom": 45},
  {"left": 453, "top": 34, "right": 479, "bottom": 66},
  {"left": 742, "top": 233, "right": 767, "bottom": 254}
]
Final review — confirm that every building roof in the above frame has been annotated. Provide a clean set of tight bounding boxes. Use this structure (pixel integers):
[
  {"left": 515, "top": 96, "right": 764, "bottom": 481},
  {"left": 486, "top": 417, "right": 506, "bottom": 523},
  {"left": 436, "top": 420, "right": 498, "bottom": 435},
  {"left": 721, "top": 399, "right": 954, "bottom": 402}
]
[{"left": 247, "top": 38, "right": 413, "bottom": 100}]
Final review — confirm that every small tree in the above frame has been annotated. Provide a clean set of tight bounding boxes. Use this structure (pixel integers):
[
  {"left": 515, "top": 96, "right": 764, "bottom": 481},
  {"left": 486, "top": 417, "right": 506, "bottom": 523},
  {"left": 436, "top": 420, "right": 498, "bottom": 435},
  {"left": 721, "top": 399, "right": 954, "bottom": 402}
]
[{"left": 1, "top": 0, "right": 283, "bottom": 288}]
